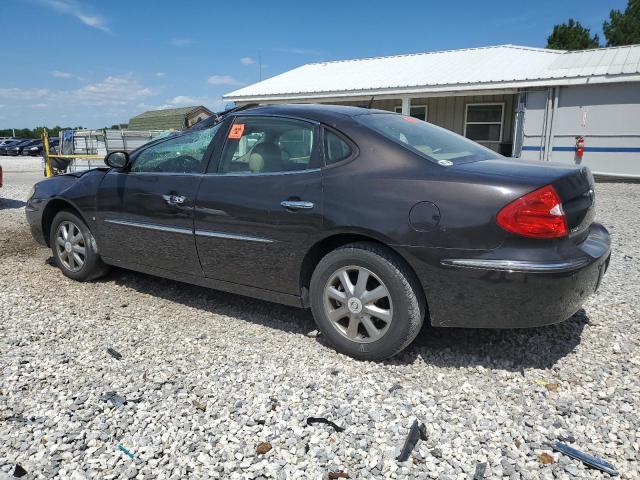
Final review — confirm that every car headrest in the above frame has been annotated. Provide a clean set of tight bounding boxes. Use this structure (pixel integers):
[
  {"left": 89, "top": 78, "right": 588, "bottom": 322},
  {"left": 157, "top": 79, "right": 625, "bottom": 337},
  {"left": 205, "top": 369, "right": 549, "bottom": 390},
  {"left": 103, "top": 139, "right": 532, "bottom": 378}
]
[{"left": 249, "top": 142, "right": 282, "bottom": 173}]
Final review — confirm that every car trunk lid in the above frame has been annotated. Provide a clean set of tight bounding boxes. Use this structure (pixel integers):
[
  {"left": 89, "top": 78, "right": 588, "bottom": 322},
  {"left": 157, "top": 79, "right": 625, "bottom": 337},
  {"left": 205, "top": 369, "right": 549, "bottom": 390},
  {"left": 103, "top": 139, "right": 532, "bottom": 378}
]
[{"left": 453, "top": 158, "right": 595, "bottom": 236}]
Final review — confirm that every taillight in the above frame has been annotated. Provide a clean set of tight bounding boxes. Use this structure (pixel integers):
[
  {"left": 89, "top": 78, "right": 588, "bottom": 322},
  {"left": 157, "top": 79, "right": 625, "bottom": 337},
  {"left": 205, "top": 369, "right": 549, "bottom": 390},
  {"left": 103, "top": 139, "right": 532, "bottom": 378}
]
[{"left": 497, "top": 185, "right": 567, "bottom": 239}]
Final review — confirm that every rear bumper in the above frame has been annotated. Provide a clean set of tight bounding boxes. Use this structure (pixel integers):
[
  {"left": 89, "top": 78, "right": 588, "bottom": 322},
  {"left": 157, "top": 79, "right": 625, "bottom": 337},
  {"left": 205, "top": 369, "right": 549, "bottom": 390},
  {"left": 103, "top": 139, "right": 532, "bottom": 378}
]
[{"left": 398, "top": 223, "right": 611, "bottom": 328}]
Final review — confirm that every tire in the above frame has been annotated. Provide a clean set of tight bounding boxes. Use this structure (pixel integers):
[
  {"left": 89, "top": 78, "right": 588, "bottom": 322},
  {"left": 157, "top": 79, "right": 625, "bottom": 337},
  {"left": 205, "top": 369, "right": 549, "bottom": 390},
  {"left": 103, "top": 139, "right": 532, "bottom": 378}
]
[
  {"left": 49, "top": 210, "right": 109, "bottom": 281},
  {"left": 310, "top": 242, "right": 425, "bottom": 361}
]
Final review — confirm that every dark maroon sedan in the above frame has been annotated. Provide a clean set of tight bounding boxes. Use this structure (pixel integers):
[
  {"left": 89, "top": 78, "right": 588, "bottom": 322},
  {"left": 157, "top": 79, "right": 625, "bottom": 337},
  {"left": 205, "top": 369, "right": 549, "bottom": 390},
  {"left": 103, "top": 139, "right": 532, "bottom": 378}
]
[{"left": 25, "top": 105, "right": 610, "bottom": 360}]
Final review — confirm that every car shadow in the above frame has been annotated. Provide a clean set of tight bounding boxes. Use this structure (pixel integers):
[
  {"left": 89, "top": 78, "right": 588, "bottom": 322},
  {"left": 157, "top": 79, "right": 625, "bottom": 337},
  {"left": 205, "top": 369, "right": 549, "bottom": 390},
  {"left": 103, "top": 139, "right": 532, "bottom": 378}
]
[
  {"left": 388, "top": 309, "right": 589, "bottom": 371},
  {"left": 104, "top": 266, "right": 317, "bottom": 336},
  {"left": 94, "top": 264, "right": 587, "bottom": 372},
  {"left": 0, "top": 198, "right": 27, "bottom": 210}
]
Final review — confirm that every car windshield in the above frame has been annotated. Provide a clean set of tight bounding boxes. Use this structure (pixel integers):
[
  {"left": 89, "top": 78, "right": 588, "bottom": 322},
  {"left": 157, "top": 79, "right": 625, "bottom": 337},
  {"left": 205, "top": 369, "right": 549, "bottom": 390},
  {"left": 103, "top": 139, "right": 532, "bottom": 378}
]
[{"left": 356, "top": 113, "right": 500, "bottom": 165}]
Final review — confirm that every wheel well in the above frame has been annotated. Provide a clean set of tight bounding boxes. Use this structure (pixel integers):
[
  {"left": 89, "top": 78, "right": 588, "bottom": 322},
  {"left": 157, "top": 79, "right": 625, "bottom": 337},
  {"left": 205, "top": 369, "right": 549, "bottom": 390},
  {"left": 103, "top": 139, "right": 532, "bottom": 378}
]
[
  {"left": 299, "top": 233, "right": 424, "bottom": 308},
  {"left": 41, "top": 199, "right": 84, "bottom": 246}
]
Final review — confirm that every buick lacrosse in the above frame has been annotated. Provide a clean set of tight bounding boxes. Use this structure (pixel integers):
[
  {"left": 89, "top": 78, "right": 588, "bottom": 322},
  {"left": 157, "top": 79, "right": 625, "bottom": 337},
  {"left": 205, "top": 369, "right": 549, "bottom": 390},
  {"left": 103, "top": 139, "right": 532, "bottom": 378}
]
[{"left": 26, "top": 104, "right": 610, "bottom": 360}]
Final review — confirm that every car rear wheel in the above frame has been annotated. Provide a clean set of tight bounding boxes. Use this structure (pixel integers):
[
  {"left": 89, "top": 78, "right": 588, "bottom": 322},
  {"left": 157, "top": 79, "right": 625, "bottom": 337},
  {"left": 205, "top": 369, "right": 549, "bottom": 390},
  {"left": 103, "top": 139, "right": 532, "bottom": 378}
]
[
  {"left": 310, "top": 242, "right": 425, "bottom": 361},
  {"left": 50, "top": 210, "right": 109, "bottom": 281}
]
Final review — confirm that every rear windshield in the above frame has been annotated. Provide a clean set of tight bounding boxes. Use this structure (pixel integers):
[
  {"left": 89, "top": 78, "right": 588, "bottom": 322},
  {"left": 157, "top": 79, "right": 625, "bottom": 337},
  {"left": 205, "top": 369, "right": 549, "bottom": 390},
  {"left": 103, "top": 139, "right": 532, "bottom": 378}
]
[{"left": 356, "top": 113, "right": 500, "bottom": 165}]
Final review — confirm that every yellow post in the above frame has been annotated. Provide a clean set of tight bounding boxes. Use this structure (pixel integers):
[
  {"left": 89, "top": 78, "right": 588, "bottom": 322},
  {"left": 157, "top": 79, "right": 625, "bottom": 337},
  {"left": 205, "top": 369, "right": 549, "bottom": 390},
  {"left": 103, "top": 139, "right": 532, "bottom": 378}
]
[{"left": 42, "top": 129, "right": 54, "bottom": 178}]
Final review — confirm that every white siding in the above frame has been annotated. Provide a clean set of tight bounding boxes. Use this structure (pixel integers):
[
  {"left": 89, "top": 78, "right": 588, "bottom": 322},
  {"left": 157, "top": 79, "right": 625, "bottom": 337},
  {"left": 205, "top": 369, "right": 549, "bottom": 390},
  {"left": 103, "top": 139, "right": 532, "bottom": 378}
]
[{"left": 521, "top": 83, "right": 640, "bottom": 177}]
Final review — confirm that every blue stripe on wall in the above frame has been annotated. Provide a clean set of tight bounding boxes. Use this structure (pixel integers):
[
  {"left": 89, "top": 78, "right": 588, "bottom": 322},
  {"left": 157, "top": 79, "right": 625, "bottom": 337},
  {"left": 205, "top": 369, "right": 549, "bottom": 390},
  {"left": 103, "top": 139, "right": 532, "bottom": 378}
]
[
  {"left": 522, "top": 146, "right": 640, "bottom": 153},
  {"left": 553, "top": 146, "right": 640, "bottom": 153}
]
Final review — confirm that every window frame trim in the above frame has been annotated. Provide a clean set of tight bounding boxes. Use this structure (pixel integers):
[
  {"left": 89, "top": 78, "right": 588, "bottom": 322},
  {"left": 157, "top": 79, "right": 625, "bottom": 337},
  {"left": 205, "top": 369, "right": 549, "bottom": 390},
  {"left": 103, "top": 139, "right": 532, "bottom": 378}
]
[
  {"left": 463, "top": 102, "right": 505, "bottom": 143},
  {"left": 393, "top": 104, "right": 429, "bottom": 121},
  {"left": 209, "top": 113, "right": 323, "bottom": 176}
]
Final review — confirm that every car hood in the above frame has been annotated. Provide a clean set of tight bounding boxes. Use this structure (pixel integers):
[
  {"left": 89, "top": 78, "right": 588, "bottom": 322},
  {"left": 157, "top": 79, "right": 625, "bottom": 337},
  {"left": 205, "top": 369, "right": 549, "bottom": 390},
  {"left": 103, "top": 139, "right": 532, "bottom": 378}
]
[
  {"left": 64, "top": 167, "right": 109, "bottom": 177},
  {"left": 34, "top": 168, "right": 109, "bottom": 196}
]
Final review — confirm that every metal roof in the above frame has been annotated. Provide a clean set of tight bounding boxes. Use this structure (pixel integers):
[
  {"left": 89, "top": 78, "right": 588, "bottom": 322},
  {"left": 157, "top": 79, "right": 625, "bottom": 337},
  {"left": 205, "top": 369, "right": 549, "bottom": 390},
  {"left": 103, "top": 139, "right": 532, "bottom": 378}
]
[
  {"left": 224, "top": 44, "right": 640, "bottom": 102},
  {"left": 545, "top": 45, "right": 640, "bottom": 77}
]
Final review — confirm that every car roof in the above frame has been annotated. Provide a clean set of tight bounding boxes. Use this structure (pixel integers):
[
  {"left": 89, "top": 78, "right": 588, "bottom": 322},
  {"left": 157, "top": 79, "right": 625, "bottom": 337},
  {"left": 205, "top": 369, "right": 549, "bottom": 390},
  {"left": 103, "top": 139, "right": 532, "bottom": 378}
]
[{"left": 231, "top": 103, "right": 392, "bottom": 123}]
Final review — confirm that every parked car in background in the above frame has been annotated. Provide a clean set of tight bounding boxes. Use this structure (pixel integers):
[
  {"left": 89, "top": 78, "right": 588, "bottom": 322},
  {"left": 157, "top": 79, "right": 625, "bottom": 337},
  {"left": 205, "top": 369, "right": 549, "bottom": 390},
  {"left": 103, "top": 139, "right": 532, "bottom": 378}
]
[
  {"left": 7, "top": 139, "right": 40, "bottom": 156},
  {"left": 23, "top": 138, "right": 60, "bottom": 156},
  {"left": 0, "top": 139, "right": 25, "bottom": 154},
  {"left": 25, "top": 104, "right": 611, "bottom": 360},
  {"left": 23, "top": 141, "right": 43, "bottom": 156},
  {"left": 2, "top": 139, "right": 33, "bottom": 156}
]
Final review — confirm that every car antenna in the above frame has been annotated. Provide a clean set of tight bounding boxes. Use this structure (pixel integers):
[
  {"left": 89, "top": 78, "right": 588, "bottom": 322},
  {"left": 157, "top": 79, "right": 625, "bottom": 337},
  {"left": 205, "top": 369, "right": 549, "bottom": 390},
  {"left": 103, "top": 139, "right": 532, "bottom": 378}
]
[{"left": 367, "top": 96, "right": 375, "bottom": 109}]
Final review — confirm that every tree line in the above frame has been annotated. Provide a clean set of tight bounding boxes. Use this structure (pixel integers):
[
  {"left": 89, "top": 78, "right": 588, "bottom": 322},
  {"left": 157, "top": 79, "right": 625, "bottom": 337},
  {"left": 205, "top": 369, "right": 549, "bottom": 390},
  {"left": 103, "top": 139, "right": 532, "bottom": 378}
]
[
  {"left": 0, "top": 126, "right": 82, "bottom": 139},
  {"left": 0, "top": 125, "right": 121, "bottom": 139},
  {"left": 548, "top": 0, "right": 639, "bottom": 50}
]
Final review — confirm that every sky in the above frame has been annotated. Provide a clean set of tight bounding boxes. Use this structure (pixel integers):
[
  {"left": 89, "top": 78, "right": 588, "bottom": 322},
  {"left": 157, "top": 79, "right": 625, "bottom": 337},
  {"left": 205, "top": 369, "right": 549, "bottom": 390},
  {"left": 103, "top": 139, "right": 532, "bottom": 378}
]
[{"left": 0, "top": 0, "right": 627, "bottom": 129}]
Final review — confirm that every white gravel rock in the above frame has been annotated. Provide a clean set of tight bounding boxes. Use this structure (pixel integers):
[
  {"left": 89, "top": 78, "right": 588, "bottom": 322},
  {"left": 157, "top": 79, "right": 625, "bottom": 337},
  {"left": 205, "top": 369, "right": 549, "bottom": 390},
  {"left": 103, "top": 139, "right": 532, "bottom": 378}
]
[{"left": 0, "top": 161, "right": 639, "bottom": 478}]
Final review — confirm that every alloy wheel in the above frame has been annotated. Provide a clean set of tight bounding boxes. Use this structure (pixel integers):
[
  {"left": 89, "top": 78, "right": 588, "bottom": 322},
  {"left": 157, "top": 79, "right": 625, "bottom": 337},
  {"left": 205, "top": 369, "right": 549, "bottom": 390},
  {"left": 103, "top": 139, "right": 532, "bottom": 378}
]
[
  {"left": 55, "top": 221, "right": 86, "bottom": 272},
  {"left": 323, "top": 265, "right": 393, "bottom": 343}
]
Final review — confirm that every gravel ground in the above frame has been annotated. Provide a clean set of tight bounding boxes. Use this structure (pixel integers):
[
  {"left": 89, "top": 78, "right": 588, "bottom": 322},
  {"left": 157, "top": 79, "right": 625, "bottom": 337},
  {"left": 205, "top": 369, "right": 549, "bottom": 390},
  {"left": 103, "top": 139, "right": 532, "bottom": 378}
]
[{"left": 0, "top": 157, "right": 638, "bottom": 479}]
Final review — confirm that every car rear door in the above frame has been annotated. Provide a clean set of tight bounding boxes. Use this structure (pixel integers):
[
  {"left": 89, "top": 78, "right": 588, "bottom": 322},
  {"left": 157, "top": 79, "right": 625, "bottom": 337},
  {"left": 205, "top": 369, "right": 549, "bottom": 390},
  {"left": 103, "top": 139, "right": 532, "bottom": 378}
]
[
  {"left": 96, "top": 125, "right": 221, "bottom": 274},
  {"left": 194, "top": 115, "right": 324, "bottom": 295}
]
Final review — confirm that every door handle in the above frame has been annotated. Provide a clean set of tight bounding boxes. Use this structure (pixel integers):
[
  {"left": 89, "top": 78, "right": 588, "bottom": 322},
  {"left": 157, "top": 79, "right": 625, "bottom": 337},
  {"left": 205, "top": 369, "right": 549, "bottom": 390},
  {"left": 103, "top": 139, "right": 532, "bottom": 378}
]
[
  {"left": 163, "top": 194, "right": 186, "bottom": 206},
  {"left": 281, "top": 200, "right": 314, "bottom": 211}
]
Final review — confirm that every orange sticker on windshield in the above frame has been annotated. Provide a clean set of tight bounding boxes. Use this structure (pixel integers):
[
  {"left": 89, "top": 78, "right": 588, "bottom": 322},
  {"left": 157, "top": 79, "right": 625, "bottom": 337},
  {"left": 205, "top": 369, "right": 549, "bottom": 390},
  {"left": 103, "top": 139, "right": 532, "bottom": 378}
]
[
  {"left": 402, "top": 116, "right": 418, "bottom": 123},
  {"left": 228, "top": 123, "right": 245, "bottom": 139}
]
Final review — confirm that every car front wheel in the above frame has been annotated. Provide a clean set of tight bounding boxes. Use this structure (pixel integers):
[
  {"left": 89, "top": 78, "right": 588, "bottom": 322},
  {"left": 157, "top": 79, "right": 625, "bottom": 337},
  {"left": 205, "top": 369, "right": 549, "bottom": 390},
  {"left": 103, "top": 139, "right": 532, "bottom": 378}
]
[
  {"left": 50, "top": 210, "right": 109, "bottom": 281},
  {"left": 310, "top": 242, "right": 425, "bottom": 361}
]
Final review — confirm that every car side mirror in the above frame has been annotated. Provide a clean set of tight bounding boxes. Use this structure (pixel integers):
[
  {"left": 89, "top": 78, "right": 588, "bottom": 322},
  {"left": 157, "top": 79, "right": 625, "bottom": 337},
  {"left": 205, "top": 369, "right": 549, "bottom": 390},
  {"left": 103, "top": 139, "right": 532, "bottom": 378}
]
[{"left": 105, "top": 151, "right": 129, "bottom": 169}]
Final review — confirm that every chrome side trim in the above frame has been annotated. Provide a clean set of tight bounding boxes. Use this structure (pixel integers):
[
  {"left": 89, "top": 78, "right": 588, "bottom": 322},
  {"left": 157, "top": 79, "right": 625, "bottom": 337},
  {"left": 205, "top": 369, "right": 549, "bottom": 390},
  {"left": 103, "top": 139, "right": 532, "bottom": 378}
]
[
  {"left": 194, "top": 229, "right": 273, "bottom": 244},
  {"left": 440, "top": 258, "right": 591, "bottom": 273},
  {"left": 104, "top": 219, "right": 193, "bottom": 235}
]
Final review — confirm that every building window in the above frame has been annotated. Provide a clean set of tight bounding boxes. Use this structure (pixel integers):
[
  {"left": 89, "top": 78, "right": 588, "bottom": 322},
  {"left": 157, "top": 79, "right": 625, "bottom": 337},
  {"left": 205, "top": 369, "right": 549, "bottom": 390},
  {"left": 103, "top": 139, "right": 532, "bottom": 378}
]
[
  {"left": 394, "top": 105, "right": 428, "bottom": 121},
  {"left": 464, "top": 103, "right": 504, "bottom": 142}
]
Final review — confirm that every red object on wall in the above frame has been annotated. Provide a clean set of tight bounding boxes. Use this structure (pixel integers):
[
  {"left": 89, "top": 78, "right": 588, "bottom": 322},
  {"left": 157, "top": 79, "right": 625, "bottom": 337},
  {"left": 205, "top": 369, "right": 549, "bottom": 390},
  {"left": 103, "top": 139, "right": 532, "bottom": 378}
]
[{"left": 575, "top": 136, "right": 585, "bottom": 159}]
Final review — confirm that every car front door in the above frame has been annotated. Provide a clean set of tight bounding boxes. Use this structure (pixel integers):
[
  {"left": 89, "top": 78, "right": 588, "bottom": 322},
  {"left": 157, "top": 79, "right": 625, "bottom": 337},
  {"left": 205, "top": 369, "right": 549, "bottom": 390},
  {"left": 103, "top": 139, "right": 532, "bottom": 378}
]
[
  {"left": 96, "top": 125, "right": 221, "bottom": 274},
  {"left": 194, "top": 115, "right": 324, "bottom": 295}
]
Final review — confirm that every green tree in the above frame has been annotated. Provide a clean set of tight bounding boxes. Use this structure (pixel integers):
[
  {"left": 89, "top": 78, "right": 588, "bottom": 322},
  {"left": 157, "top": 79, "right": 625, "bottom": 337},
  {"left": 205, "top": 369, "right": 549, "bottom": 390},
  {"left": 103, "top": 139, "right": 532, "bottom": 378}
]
[
  {"left": 603, "top": 0, "right": 640, "bottom": 46},
  {"left": 547, "top": 18, "right": 600, "bottom": 50},
  {"left": 0, "top": 126, "right": 77, "bottom": 139}
]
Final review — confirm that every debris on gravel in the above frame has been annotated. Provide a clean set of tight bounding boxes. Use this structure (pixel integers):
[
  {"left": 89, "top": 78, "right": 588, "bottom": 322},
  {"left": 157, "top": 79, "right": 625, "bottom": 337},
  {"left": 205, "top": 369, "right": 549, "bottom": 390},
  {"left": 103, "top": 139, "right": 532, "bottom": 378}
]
[
  {"left": 554, "top": 441, "right": 620, "bottom": 476},
  {"left": 306, "top": 417, "right": 345, "bottom": 433},
  {"left": 1, "top": 166, "right": 639, "bottom": 478},
  {"left": 106, "top": 347, "right": 123, "bottom": 360},
  {"left": 395, "top": 419, "right": 427, "bottom": 462},
  {"left": 255, "top": 442, "right": 273, "bottom": 455},
  {"left": 327, "top": 471, "right": 350, "bottom": 479}
]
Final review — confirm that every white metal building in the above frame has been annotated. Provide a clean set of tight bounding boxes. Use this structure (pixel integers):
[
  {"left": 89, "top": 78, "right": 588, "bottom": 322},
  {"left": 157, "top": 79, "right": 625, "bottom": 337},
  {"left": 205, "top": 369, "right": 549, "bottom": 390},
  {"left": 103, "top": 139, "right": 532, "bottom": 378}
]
[{"left": 224, "top": 44, "right": 640, "bottom": 178}]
